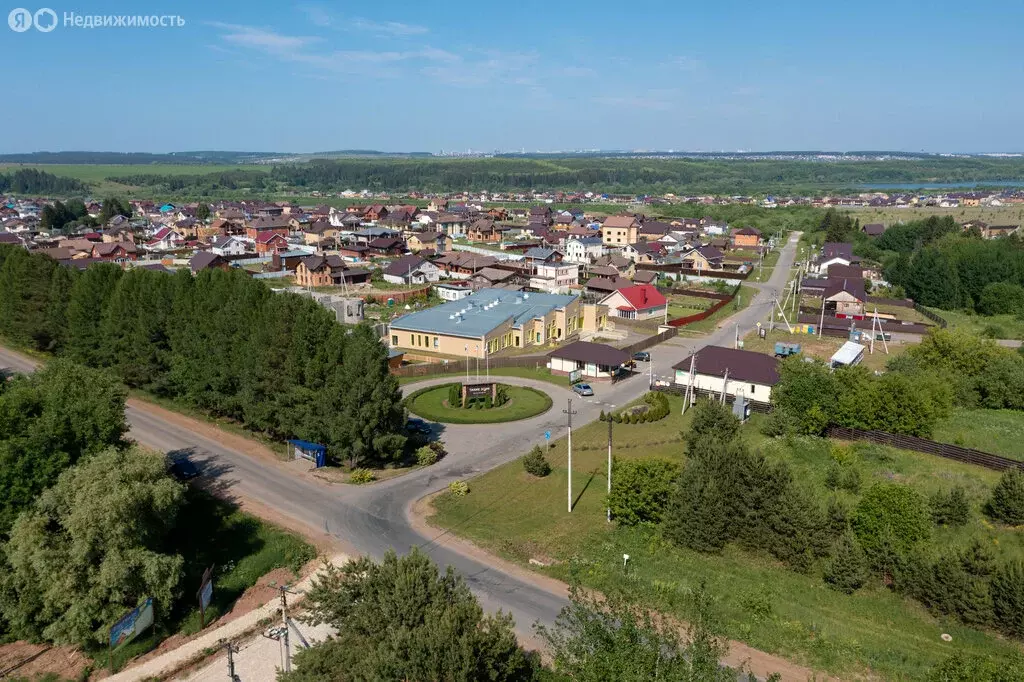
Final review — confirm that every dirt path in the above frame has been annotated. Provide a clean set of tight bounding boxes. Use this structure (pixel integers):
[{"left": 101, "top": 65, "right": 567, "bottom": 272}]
[{"left": 409, "top": 494, "right": 841, "bottom": 682}]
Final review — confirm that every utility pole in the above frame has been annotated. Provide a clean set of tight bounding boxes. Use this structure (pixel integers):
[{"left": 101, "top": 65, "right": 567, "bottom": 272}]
[
  {"left": 565, "top": 398, "right": 577, "bottom": 513},
  {"left": 606, "top": 417, "right": 613, "bottom": 523},
  {"left": 280, "top": 586, "right": 291, "bottom": 674},
  {"left": 223, "top": 640, "right": 240, "bottom": 682}
]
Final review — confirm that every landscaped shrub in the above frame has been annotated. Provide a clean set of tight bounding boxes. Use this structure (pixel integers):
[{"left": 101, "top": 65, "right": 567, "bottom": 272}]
[
  {"left": 349, "top": 468, "right": 376, "bottom": 484},
  {"left": 607, "top": 458, "right": 680, "bottom": 526},
  {"left": 823, "top": 531, "right": 869, "bottom": 594},
  {"left": 448, "top": 480, "right": 469, "bottom": 496},
  {"left": 427, "top": 441, "right": 447, "bottom": 459},
  {"left": 494, "top": 385, "right": 509, "bottom": 407},
  {"left": 448, "top": 383, "right": 462, "bottom": 408},
  {"left": 416, "top": 445, "right": 439, "bottom": 466},
  {"left": 522, "top": 446, "right": 551, "bottom": 478},
  {"left": 930, "top": 486, "right": 970, "bottom": 527},
  {"left": 987, "top": 467, "right": 1024, "bottom": 526},
  {"left": 852, "top": 483, "right": 931, "bottom": 555},
  {"left": 991, "top": 560, "right": 1024, "bottom": 638}
]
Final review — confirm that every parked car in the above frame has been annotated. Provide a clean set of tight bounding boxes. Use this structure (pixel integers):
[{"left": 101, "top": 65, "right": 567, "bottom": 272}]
[
  {"left": 571, "top": 383, "right": 594, "bottom": 397},
  {"left": 169, "top": 456, "right": 200, "bottom": 481},
  {"left": 406, "top": 418, "right": 432, "bottom": 435},
  {"left": 632, "top": 351, "right": 651, "bottom": 362}
]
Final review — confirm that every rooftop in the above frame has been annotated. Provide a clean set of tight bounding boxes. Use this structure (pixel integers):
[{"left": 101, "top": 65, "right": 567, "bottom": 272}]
[
  {"left": 390, "top": 287, "right": 578, "bottom": 338},
  {"left": 548, "top": 341, "right": 629, "bottom": 367},
  {"left": 673, "top": 346, "right": 780, "bottom": 385}
]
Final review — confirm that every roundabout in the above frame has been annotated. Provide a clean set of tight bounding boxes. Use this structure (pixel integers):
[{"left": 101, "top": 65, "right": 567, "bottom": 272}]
[{"left": 405, "top": 382, "right": 553, "bottom": 424}]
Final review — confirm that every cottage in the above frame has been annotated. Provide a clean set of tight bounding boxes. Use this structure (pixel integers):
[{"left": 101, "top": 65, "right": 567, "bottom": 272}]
[
  {"left": 383, "top": 254, "right": 442, "bottom": 285},
  {"left": 189, "top": 251, "right": 230, "bottom": 274},
  {"left": 682, "top": 245, "right": 724, "bottom": 271},
  {"left": 816, "top": 242, "right": 858, "bottom": 272},
  {"left": 210, "top": 235, "right": 249, "bottom": 257},
  {"left": 295, "top": 255, "right": 371, "bottom": 287},
  {"left": 367, "top": 237, "right": 407, "bottom": 257},
  {"left": 246, "top": 216, "right": 291, "bottom": 239},
  {"left": 599, "top": 284, "right": 668, "bottom": 321},
  {"left": 407, "top": 231, "right": 451, "bottom": 253},
  {"left": 862, "top": 223, "right": 886, "bottom": 237},
  {"left": 147, "top": 227, "right": 185, "bottom": 251},
  {"left": 255, "top": 231, "right": 289, "bottom": 255},
  {"left": 731, "top": 227, "right": 761, "bottom": 249},
  {"left": 673, "top": 346, "right": 780, "bottom": 404},
  {"left": 622, "top": 241, "right": 668, "bottom": 264},
  {"left": 584, "top": 276, "right": 632, "bottom": 295},
  {"left": 91, "top": 241, "right": 138, "bottom": 263},
  {"left": 824, "top": 278, "right": 867, "bottom": 317},
  {"left": 563, "top": 236, "right": 604, "bottom": 264}
]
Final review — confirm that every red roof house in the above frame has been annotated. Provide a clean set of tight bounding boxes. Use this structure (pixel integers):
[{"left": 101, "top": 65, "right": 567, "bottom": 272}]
[{"left": 598, "top": 284, "right": 668, "bottom": 321}]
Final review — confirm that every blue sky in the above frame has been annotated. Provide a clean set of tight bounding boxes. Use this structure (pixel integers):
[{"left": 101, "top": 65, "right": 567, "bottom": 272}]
[{"left": 3, "top": 0, "right": 1023, "bottom": 153}]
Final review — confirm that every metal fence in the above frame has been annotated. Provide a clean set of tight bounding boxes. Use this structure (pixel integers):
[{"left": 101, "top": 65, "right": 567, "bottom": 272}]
[
  {"left": 826, "top": 425, "right": 1018, "bottom": 472},
  {"left": 913, "top": 304, "right": 948, "bottom": 328}
]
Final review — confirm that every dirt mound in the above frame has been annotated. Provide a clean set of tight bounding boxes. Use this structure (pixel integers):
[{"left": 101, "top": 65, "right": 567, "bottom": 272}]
[{"left": 0, "top": 641, "right": 90, "bottom": 681}]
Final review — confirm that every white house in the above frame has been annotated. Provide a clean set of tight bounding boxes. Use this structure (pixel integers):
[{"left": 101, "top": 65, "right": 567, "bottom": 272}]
[
  {"left": 434, "top": 282, "right": 473, "bottom": 302},
  {"left": 210, "top": 235, "right": 249, "bottom": 257},
  {"left": 598, "top": 284, "right": 667, "bottom": 321},
  {"left": 383, "top": 254, "right": 443, "bottom": 285},
  {"left": 530, "top": 262, "right": 579, "bottom": 294},
  {"left": 673, "top": 346, "right": 780, "bottom": 404},
  {"left": 147, "top": 227, "right": 185, "bottom": 251},
  {"left": 563, "top": 236, "right": 604, "bottom": 264}
]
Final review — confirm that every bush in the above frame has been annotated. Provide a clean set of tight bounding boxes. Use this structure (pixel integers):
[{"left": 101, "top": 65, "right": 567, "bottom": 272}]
[
  {"left": 901, "top": 544, "right": 994, "bottom": 627},
  {"left": 927, "top": 652, "right": 1024, "bottom": 682},
  {"left": 415, "top": 445, "right": 439, "bottom": 466},
  {"left": 522, "top": 446, "right": 551, "bottom": 477},
  {"left": 349, "top": 468, "right": 376, "bottom": 484},
  {"left": 686, "top": 398, "right": 739, "bottom": 447},
  {"left": 852, "top": 483, "right": 931, "bottom": 555},
  {"left": 991, "top": 560, "right": 1024, "bottom": 638},
  {"left": 495, "top": 385, "right": 509, "bottom": 407},
  {"left": 607, "top": 458, "right": 680, "bottom": 526},
  {"left": 823, "top": 531, "right": 869, "bottom": 594},
  {"left": 448, "top": 480, "right": 469, "bottom": 496},
  {"left": 987, "top": 467, "right": 1024, "bottom": 525},
  {"left": 663, "top": 460, "right": 729, "bottom": 553},
  {"left": 824, "top": 461, "right": 862, "bottom": 493},
  {"left": 930, "top": 486, "right": 970, "bottom": 527},
  {"left": 447, "top": 383, "right": 462, "bottom": 408},
  {"left": 764, "top": 483, "right": 831, "bottom": 573}
]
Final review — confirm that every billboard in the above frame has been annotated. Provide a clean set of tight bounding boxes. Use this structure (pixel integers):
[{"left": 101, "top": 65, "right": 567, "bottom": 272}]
[
  {"left": 110, "top": 598, "right": 154, "bottom": 649},
  {"left": 568, "top": 369, "right": 583, "bottom": 384},
  {"left": 464, "top": 383, "right": 492, "bottom": 397}
]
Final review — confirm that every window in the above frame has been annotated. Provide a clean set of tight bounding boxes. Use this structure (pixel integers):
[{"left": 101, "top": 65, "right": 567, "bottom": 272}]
[
  {"left": 391, "top": 335, "right": 398, "bottom": 345},
  {"left": 751, "top": 384, "right": 756, "bottom": 393},
  {"left": 433, "top": 337, "right": 439, "bottom": 349},
  {"left": 410, "top": 334, "right": 415, "bottom": 346}
]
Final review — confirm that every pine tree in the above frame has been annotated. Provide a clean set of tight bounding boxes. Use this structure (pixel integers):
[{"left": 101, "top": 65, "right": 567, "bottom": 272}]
[
  {"left": 823, "top": 531, "right": 869, "bottom": 594},
  {"left": 992, "top": 561, "right": 1024, "bottom": 638},
  {"left": 987, "top": 468, "right": 1024, "bottom": 526},
  {"left": 63, "top": 263, "right": 123, "bottom": 366},
  {"left": 663, "top": 461, "right": 730, "bottom": 553}
]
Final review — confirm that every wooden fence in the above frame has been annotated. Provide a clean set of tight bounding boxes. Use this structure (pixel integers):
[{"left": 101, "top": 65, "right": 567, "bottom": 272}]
[
  {"left": 666, "top": 283, "right": 742, "bottom": 328},
  {"left": 392, "top": 354, "right": 547, "bottom": 378},
  {"left": 620, "top": 327, "right": 677, "bottom": 355},
  {"left": 913, "top": 304, "right": 948, "bottom": 328},
  {"left": 637, "top": 265, "right": 750, "bottom": 280},
  {"left": 826, "top": 426, "right": 1019, "bottom": 472},
  {"left": 866, "top": 295, "right": 914, "bottom": 308}
]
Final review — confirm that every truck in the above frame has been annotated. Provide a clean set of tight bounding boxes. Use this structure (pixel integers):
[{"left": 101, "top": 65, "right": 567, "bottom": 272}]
[{"left": 774, "top": 342, "right": 802, "bottom": 358}]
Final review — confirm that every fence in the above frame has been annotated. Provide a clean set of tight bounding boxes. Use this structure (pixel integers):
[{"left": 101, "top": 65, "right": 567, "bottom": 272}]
[
  {"left": 826, "top": 425, "right": 1019, "bottom": 472},
  {"left": 866, "top": 295, "right": 914, "bottom": 308},
  {"left": 363, "top": 286, "right": 432, "bottom": 304},
  {"left": 913, "top": 304, "right": 948, "bottom": 328},
  {"left": 637, "top": 264, "right": 750, "bottom": 280},
  {"left": 666, "top": 283, "right": 742, "bottom": 328},
  {"left": 620, "top": 327, "right": 677, "bottom": 355},
  {"left": 653, "top": 384, "right": 773, "bottom": 413},
  {"left": 391, "top": 354, "right": 547, "bottom": 377}
]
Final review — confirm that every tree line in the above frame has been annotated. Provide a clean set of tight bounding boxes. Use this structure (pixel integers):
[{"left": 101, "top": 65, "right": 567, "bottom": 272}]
[
  {"left": 0, "top": 168, "right": 87, "bottom": 195},
  {"left": 105, "top": 169, "right": 273, "bottom": 195},
  {"left": 0, "top": 244, "right": 406, "bottom": 465},
  {"left": 605, "top": 399, "right": 1024, "bottom": 656}
]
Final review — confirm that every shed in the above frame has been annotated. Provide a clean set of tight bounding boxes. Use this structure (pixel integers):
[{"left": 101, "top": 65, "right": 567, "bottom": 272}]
[
  {"left": 287, "top": 439, "right": 326, "bottom": 468},
  {"left": 830, "top": 341, "right": 865, "bottom": 368}
]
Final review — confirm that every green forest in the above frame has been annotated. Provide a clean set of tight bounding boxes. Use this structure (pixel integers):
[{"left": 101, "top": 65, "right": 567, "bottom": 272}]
[
  {"left": 0, "top": 168, "right": 87, "bottom": 194},
  {"left": 0, "top": 245, "right": 406, "bottom": 466},
  {"left": 7, "top": 155, "right": 1024, "bottom": 198}
]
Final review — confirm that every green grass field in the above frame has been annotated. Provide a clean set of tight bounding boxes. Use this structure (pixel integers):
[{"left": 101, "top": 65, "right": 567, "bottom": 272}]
[
  {"left": 406, "top": 383, "right": 552, "bottom": 423},
  {"left": 429, "top": 393, "right": 1024, "bottom": 680},
  {"left": 933, "top": 407, "right": 1024, "bottom": 461},
  {"left": 929, "top": 307, "right": 1024, "bottom": 340},
  {"left": 675, "top": 284, "right": 755, "bottom": 334},
  {"left": 0, "top": 163, "right": 263, "bottom": 182}
]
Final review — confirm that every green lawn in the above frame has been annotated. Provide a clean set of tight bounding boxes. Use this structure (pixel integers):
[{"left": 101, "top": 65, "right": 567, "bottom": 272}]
[
  {"left": 929, "top": 307, "right": 1024, "bottom": 340},
  {"left": 933, "top": 407, "right": 1024, "bottom": 461},
  {"left": 745, "top": 249, "right": 781, "bottom": 283},
  {"left": 429, "top": 394, "right": 1024, "bottom": 680},
  {"left": 103, "top": 489, "right": 315, "bottom": 670},
  {"left": 676, "top": 284, "right": 755, "bottom": 334},
  {"left": 406, "top": 383, "right": 552, "bottom": 424}
]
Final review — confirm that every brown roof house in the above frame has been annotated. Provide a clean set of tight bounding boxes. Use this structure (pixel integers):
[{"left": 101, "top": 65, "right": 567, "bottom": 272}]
[
  {"left": 547, "top": 341, "right": 629, "bottom": 380},
  {"left": 295, "top": 255, "right": 371, "bottom": 287},
  {"left": 673, "top": 345, "right": 780, "bottom": 404},
  {"left": 601, "top": 215, "right": 641, "bottom": 247}
]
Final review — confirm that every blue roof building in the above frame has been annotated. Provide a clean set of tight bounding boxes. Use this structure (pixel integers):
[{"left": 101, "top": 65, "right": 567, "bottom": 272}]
[{"left": 388, "top": 287, "right": 583, "bottom": 358}]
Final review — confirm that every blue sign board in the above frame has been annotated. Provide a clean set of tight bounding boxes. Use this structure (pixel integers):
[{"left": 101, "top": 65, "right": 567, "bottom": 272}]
[
  {"left": 544, "top": 431, "right": 551, "bottom": 441},
  {"left": 110, "top": 597, "right": 154, "bottom": 648}
]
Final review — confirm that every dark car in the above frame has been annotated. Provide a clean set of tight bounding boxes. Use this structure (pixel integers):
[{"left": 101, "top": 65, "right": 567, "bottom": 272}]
[
  {"left": 169, "top": 457, "right": 200, "bottom": 481},
  {"left": 632, "top": 351, "right": 651, "bottom": 362},
  {"left": 406, "top": 418, "right": 432, "bottom": 435}
]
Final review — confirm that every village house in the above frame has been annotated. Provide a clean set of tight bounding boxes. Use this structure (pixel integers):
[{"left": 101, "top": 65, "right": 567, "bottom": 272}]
[
  {"left": 862, "top": 223, "right": 886, "bottom": 237},
  {"left": 433, "top": 252, "right": 499, "bottom": 279},
  {"left": 730, "top": 227, "right": 762, "bottom": 249},
  {"left": 599, "top": 284, "right": 667, "bottom": 321},
  {"left": 246, "top": 216, "right": 292, "bottom": 240},
  {"left": 563, "top": 236, "right": 604, "bottom": 264},
  {"left": 303, "top": 220, "right": 342, "bottom": 246},
  {"left": 255, "top": 231, "right": 289, "bottom": 255},
  {"left": 673, "top": 345, "right": 780, "bottom": 405},
  {"left": 294, "top": 255, "right": 371, "bottom": 287},
  {"left": 547, "top": 341, "right": 629, "bottom": 381},
  {"left": 600, "top": 215, "right": 641, "bottom": 247},
  {"left": 91, "top": 241, "right": 138, "bottom": 263},
  {"left": 584, "top": 275, "right": 632, "bottom": 296},
  {"left": 146, "top": 227, "right": 185, "bottom": 251},
  {"left": 468, "top": 267, "right": 525, "bottom": 290},
  {"left": 189, "top": 252, "right": 230, "bottom": 274},
  {"left": 367, "top": 237, "right": 407, "bottom": 257},
  {"left": 682, "top": 245, "right": 725, "bottom": 271},
  {"left": 823, "top": 278, "right": 867, "bottom": 317},
  {"left": 383, "top": 254, "right": 443, "bottom": 285},
  {"left": 622, "top": 241, "right": 668, "bottom": 265},
  {"left": 814, "top": 242, "right": 858, "bottom": 273},
  {"left": 407, "top": 231, "right": 452, "bottom": 253},
  {"left": 467, "top": 218, "right": 509, "bottom": 242},
  {"left": 210, "top": 235, "right": 249, "bottom": 257},
  {"left": 437, "top": 213, "right": 470, "bottom": 238}
]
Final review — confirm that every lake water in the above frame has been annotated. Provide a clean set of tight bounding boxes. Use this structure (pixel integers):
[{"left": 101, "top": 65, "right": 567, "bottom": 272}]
[{"left": 857, "top": 181, "right": 1024, "bottom": 190}]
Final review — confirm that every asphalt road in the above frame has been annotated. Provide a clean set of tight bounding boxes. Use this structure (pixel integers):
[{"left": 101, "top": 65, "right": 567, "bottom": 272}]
[{"left": 0, "top": 233, "right": 800, "bottom": 641}]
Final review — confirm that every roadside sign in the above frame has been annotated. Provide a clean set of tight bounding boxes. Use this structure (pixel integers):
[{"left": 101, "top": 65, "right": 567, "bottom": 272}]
[
  {"left": 197, "top": 566, "right": 214, "bottom": 629},
  {"left": 110, "top": 597, "right": 154, "bottom": 649},
  {"left": 544, "top": 431, "right": 551, "bottom": 441}
]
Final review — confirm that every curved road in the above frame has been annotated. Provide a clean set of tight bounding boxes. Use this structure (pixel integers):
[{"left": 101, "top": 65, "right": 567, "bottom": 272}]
[{"left": 0, "top": 233, "right": 800, "bottom": 645}]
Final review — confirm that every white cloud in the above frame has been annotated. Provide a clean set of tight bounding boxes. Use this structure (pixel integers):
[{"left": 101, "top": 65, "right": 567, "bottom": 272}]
[
  {"left": 209, "top": 22, "right": 318, "bottom": 52},
  {"left": 350, "top": 17, "right": 429, "bottom": 36}
]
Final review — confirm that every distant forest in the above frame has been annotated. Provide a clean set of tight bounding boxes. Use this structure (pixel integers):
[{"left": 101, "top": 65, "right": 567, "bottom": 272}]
[
  {"left": 6, "top": 155, "right": 1024, "bottom": 197},
  {"left": 0, "top": 169, "right": 86, "bottom": 195}
]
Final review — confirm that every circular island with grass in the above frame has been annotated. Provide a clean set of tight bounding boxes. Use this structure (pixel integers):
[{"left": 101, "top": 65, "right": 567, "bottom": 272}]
[{"left": 405, "top": 382, "right": 553, "bottom": 424}]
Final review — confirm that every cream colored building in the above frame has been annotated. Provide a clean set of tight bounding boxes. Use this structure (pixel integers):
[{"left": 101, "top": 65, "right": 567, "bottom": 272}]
[
  {"left": 388, "top": 288, "right": 606, "bottom": 358},
  {"left": 600, "top": 215, "right": 641, "bottom": 246}
]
